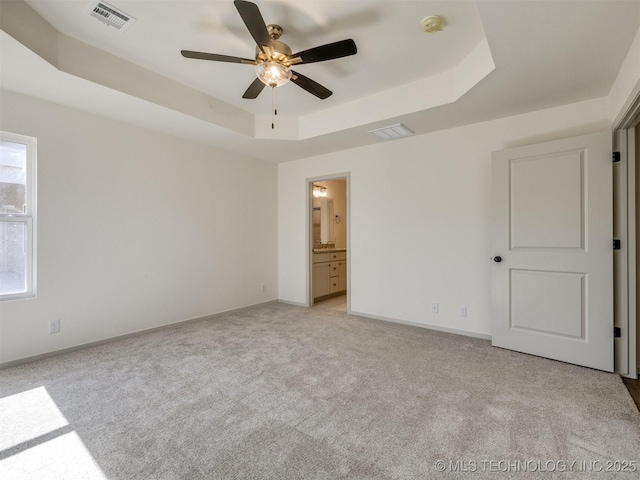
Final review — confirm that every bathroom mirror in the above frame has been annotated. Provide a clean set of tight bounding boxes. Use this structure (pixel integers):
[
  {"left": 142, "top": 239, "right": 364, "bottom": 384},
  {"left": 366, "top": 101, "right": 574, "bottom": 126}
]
[{"left": 312, "top": 197, "right": 334, "bottom": 244}]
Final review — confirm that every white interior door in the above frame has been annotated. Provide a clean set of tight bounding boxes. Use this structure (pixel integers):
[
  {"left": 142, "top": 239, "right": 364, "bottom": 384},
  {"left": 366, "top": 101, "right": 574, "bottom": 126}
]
[{"left": 491, "top": 131, "right": 613, "bottom": 371}]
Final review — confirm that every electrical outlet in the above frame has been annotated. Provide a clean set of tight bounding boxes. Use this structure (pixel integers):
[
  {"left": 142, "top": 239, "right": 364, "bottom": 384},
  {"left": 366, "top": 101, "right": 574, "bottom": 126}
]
[
  {"left": 431, "top": 302, "right": 439, "bottom": 313},
  {"left": 261, "top": 283, "right": 267, "bottom": 292},
  {"left": 49, "top": 319, "right": 60, "bottom": 334},
  {"left": 458, "top": 306, "right": 467, "bottom": 317}
]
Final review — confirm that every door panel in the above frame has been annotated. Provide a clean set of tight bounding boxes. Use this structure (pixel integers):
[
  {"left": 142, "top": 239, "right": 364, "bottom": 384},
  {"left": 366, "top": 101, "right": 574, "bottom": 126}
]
[
  {"left": 492, "top": 131, "right": 613, "bottom": 371},
  {"left": 510, "top": 269, "right": 585, "bottom": 338},
  {"left": 338, "top": 262, "right": 347, "bottom": 291},
  {"left": 312, "top": 264, "right": 331, "bottom": 298},
  {"left": 510, "top": 152, "right": 584, "bottom": 249}
]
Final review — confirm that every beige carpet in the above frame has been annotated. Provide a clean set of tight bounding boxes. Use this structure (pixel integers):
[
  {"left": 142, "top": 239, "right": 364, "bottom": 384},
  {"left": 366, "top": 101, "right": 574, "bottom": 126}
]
[{"left": 1, "top": 302, "right": 639, "bottom": 479}]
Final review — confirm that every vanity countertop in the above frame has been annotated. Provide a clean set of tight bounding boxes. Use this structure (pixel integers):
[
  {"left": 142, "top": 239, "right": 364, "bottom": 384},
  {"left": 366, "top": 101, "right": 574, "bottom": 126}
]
[{"left": 313, "top": 248, "right": 347, "bottom": 253}]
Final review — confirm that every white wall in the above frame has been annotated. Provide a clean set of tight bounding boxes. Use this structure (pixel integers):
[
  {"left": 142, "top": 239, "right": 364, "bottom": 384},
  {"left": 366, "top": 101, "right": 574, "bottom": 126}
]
[
  {"left": 0, "top": 90, "right": 278, "bottom": 364},
  {"left": 278, "top": 98, "right": 610, "bottom": 337}
]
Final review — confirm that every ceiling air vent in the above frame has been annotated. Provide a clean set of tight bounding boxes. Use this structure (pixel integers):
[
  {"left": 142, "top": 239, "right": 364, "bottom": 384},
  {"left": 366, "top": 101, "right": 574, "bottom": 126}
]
[
  {"left": 86, "top": 1, "right": 136, "bottom": 32},
  {"left": 368, "top": 123, "right": 414, "bottom": 141}
]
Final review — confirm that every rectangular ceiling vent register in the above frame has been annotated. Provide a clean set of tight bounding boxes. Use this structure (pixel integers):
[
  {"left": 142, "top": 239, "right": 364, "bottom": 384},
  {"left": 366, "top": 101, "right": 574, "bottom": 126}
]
[
  {"left": 86, "top": 1, "right": 136, "bottom": 32},
  {"left": 368, "top": 123, "right": 415, "bottom": 141}
]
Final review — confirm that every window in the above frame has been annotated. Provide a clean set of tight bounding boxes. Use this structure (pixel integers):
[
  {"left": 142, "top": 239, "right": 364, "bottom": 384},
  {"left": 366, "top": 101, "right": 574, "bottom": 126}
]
[{"left": 1, "top": 132, "right": 36, "bottom": 301}]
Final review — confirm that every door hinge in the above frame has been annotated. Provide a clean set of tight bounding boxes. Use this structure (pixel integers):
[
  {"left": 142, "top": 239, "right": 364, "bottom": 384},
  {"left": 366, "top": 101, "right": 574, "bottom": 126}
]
[
  {"left": 613, "top": 152, "right": 621, "bottom": 163},
  {"left": 614, "top": 327, "right": 622, "bottom": 338},
  {"left": 613, "top": 239, "right": 621, "bottom": 250}
]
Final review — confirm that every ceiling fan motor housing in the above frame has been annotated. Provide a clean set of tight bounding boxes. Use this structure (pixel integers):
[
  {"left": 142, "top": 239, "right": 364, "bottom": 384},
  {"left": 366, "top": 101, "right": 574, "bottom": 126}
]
[
  {"left": 255, "top": 25, "right": 292, "bottom": 67},
  {"left": 256, "top": 40, "right": 292, "bottom": 63}
]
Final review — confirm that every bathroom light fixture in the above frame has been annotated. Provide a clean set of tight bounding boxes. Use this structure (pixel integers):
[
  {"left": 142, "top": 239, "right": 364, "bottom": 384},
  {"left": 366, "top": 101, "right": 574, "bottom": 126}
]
[{"left": 313, "top": 184, "right": 328, "bottom": 197}]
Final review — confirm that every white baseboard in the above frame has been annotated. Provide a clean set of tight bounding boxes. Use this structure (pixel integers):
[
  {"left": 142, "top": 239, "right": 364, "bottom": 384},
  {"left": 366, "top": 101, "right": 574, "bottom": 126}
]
[
  {"left": 349, "top": 310, "right": 492, "bottom": 341},
  {"left": 0, "top": 300, "right": 279, "bottom": 369},
  {"left": 277, "top": 299, "right": 308, "bottom": 307},
  {"left": 2, "top": 301, "right": 492, "bottom": 369}
]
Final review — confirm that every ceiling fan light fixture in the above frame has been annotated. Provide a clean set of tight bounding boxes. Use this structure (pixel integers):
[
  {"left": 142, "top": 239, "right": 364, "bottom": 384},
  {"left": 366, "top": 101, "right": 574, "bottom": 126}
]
[{"left": 256, "top": 61, "right": 291, "bottom": 87}]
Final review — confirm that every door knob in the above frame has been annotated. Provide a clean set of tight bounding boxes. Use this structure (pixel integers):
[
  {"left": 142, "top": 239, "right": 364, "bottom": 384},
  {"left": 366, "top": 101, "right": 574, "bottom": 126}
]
[{"left": 493, "top": 256, "right": 502, "bottom": 263}]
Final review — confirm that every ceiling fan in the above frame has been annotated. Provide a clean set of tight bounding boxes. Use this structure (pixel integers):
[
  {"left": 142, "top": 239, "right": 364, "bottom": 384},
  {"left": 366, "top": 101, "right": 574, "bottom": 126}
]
[{"left": 181, "top": 0, "right": 358, "bottom": 101}]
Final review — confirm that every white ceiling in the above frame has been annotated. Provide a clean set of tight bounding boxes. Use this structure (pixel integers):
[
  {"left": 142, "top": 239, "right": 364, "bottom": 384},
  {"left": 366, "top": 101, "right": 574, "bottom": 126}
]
[
  {"left": 22, "top": 0, "right": 487, "bottom": 117},
  {"left": 1, "top": 0, "right": 639, "bottom": 162}
]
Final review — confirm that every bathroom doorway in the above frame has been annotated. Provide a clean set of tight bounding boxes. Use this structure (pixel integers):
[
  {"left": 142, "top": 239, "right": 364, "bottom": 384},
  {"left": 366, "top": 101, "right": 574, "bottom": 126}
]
[{"left": 308, "top": 174, "right": 349, "bottom": 312}]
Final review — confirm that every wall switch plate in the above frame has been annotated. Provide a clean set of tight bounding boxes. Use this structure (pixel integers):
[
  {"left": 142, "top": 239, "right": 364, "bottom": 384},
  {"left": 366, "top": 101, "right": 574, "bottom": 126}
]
[
  {"left": 458, "top": 306, "right": 467, "bottom": 317},
  {"left": 261, "top": 283, "right": 267, "bottom": 292},
  {"left": 431, "top": 302, "right": 439, "bottom": 313},
  {"left": 49, "top": 319, "right": 60, "bottom": 334}
]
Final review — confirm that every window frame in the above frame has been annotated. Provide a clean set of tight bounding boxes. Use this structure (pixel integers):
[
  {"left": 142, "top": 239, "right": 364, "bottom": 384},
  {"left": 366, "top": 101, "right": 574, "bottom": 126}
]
[{"left": 1, "top": 131, "right": 37, "bottom": 301}]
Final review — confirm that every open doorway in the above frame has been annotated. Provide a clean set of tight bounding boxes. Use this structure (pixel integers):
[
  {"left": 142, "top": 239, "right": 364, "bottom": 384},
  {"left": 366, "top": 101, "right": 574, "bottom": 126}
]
[
  {"left": 308, "top": 176, "right": 349, "bottom": 312},
  {"left": 613, "top": 96, "right": 640, "bottom": 380}
]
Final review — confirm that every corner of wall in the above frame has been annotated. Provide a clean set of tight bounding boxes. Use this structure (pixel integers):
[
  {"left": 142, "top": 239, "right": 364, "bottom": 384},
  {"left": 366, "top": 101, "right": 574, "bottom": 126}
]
[{"left": 609, "top": 25, "right": 640, "bottom": 127}]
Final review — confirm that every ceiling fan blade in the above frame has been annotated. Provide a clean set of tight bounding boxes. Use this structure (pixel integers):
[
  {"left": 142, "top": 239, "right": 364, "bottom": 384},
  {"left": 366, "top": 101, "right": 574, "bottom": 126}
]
[
  {"left": 242, "top": 77, "right": 267, "bottom": 99},
  {"left": 290, "top": 71, "right": 332, "bottom": 99},
  {"left": 181, "top": 50, "right": 256, "bottom": 65},
  {"left": 234, "top": 0, "right": 272, "bottom": 55},
  {"left": 289, "top": 39, "right": 357, "bottom": 65}
]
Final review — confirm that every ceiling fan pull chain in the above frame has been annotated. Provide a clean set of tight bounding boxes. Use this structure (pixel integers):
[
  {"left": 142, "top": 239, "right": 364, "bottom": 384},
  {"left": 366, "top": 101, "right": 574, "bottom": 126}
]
[{"left": 271, "top": 86, "right": 276, "bottom": 129}]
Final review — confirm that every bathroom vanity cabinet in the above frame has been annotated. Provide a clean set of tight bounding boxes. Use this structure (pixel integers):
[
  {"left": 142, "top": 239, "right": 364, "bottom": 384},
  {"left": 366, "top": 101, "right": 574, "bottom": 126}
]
[{"left": 312, "top": 250, "right": 347, "bottom": 300}]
